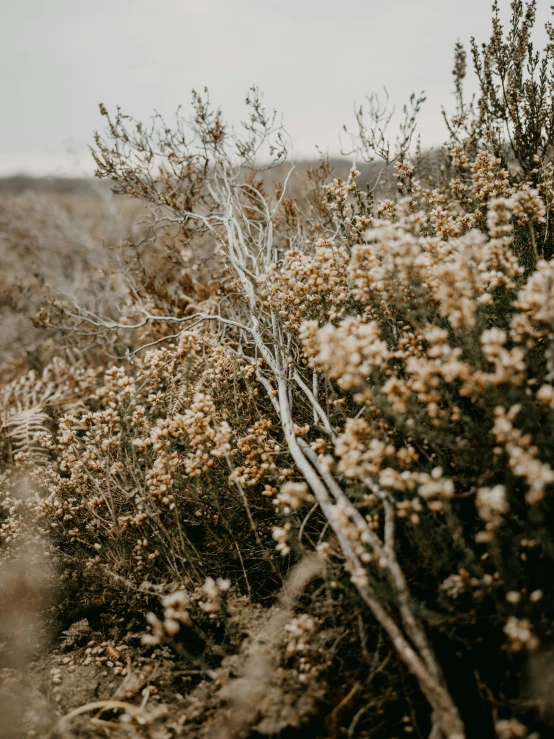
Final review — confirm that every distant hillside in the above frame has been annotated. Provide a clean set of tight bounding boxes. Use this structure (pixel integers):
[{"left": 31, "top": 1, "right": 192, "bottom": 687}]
[
  {"left": 0, "top": 152, "right": 443, "bottom": 195},
  {"left": 0, "top": 175, "right": 111, "bottom": 195}
]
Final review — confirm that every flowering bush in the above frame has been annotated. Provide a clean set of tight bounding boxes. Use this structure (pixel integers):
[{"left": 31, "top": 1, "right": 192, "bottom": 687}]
[{"left": 3, "top": 2, "right": 554, "bottom": 737}]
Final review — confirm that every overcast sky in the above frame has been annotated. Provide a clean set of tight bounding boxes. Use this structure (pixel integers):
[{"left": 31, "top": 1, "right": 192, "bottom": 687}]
[{"left": 0, "top": 0, "right": 551, "bottom": 175}]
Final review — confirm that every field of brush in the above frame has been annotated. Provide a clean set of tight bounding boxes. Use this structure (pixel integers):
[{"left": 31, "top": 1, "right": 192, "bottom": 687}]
[{"left": 3, "top": 5, "right": 554, "bottom": 736}]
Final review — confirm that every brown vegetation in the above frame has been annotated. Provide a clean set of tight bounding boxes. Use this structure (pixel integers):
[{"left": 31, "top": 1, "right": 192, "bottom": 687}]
[{"left": 2, "top": 2, "right": 554, "bottom": 737}]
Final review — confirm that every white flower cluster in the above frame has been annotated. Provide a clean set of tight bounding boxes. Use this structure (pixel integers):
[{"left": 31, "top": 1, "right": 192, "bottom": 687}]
[
  {"left": 143, "top": 591, "right": 191, "bottom": 644},
  {"left": 503, "top": 617, "right": 539, "bottom": 653},
  {"left": 274, "top": 481, "right": 312, "bottom": 513},
  {"left": 475, "top": 485, "right": 509, "bottom": 543}
]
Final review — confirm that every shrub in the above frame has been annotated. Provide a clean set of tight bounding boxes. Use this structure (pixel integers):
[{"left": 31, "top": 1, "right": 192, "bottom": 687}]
[{"left": 3, "top": 2, "right": 554, "bottom": 737}]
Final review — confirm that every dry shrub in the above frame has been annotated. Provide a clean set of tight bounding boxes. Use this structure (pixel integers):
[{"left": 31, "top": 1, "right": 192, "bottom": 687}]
[{"left": 4, "top": 2, "right": 554, "bottom": 737}]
